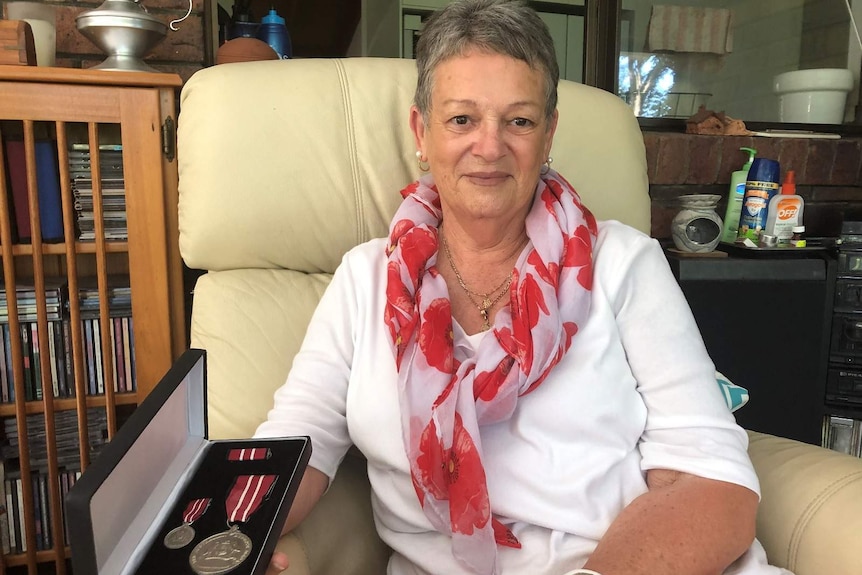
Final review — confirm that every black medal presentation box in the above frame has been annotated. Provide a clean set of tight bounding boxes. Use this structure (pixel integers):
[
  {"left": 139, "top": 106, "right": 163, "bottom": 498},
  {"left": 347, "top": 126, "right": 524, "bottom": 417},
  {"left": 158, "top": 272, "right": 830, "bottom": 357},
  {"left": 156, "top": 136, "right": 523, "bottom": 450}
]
[{"left": 66, "top": 349, "right": 311, "bottom": 574}]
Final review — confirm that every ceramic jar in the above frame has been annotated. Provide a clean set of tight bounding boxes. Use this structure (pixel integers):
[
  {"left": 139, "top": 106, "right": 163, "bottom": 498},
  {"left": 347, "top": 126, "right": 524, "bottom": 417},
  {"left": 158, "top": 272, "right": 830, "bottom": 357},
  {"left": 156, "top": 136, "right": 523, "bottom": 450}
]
[{"left": 671, "top": 194, "right": 724, "bottom": 253}]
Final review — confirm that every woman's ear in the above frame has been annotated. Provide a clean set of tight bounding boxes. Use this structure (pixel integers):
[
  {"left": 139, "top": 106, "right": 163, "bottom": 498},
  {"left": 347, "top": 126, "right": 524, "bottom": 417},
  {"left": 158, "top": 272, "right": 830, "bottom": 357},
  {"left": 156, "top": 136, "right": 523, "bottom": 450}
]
[{"left": 409, "top": 105, "right": 426, "bottom": 152}]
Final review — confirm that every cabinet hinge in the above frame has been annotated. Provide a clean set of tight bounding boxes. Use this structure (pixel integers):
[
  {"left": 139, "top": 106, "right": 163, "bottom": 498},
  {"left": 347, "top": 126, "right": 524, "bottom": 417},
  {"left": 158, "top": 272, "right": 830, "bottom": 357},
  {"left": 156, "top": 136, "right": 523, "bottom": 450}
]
[{"left": 161, "top": 116, "right": 176, "bottom": 162}]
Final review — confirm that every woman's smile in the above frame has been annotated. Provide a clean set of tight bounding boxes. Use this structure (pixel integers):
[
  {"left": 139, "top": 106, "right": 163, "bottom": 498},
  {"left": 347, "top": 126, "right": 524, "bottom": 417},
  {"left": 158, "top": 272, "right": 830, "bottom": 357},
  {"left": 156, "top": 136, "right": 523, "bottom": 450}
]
[{"left": 463, "top": 171, "right": 510, "bottom": 186}]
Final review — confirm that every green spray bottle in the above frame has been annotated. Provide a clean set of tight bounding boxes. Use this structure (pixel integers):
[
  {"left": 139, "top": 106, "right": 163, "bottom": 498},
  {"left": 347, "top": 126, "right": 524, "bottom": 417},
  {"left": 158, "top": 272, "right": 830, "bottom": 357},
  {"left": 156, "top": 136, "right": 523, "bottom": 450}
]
[{"left": 721, "top": 147, "right": 757, "bottom": 243}]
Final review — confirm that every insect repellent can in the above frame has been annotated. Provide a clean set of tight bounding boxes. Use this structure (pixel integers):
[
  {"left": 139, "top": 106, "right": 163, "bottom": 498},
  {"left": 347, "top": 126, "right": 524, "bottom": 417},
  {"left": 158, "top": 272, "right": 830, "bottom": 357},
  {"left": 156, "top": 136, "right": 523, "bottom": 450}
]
[{"left": 737, "top": 158, "right": 780, "bottom": 242}]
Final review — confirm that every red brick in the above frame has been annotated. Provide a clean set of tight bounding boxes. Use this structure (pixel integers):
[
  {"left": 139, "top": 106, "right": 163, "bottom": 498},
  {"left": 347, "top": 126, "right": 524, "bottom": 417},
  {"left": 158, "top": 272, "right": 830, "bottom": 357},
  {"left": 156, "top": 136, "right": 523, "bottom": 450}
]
[
  {"left": 776, "top": 138, "right": 809, "bottom": 183},
  {"left": 56, "top": 6, "right": 97, "bottom": 56},
  {"left": 150, "top": 14, "right": 204, "bottom": 62},
  {"left": 718, "top": 135, "right": 756, "bottom": 184},
  {"left": 650, "top": 202, "right": 676, "bottom": 239},
  {"left": 145, "top": 0, "right": 206, "bottom": 10},
  {"left": 653, "top": 134, "right": 690, "bottom": 185},
  {"left": 684, "top": 135, "right": 721, "bottom": 185},
  {"left": 649, "top": 184, "right": 693, "bottom": 202},
  {"left": 831, "top": 139, "right": 862, "bottom": 186},
  {"left": 749, "top": 137, "right": 780, "bottom": 166},
  {"left": 642, "top": 132, "right": 659, "bottom": 182},
  {"left": 806, "top": 140, "right": 837, "bottom": 184}
]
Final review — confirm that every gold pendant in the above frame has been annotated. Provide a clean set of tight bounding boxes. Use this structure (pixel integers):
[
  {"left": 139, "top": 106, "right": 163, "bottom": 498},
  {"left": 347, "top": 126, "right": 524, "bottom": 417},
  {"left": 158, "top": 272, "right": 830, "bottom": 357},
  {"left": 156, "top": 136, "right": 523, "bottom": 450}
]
[{"left": 482, "top": 297, "right": 492, "bottom": 309}]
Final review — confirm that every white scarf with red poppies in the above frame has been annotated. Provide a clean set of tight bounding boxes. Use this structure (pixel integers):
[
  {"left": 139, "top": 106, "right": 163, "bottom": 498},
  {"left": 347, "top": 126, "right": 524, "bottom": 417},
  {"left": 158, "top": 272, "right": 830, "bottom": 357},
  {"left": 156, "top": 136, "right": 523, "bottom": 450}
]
[{"left": 384, "top": 170, "right": 596, "bottom": 574}]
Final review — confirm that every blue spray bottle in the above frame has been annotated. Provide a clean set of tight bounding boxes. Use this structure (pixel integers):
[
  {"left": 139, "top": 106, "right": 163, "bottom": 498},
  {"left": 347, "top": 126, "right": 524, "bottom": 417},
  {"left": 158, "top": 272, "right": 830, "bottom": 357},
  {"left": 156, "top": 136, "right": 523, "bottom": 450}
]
[
  {"left": 256, "top": 9, "right": 292, "bottom": 59},
  {"left": 737, "top": 157, "right": 781, "bottom": 243}
]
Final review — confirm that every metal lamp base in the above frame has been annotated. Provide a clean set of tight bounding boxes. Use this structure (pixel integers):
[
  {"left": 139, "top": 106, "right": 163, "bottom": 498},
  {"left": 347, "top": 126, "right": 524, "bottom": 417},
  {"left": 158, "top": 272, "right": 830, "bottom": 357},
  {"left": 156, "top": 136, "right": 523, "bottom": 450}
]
[{"left": 90, "top": 54, "right": 160, "bottom": 73}]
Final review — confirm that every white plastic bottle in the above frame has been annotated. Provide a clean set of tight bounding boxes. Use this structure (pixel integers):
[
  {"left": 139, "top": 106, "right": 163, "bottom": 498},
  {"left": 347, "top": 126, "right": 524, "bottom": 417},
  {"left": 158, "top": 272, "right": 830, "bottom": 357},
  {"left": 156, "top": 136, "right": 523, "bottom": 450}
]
[
  {"left": 764, "top": 170, "right": 804, "bottom": 246},
  {"left": 721, "top": 147, "right": 756, "bottom": 243}
]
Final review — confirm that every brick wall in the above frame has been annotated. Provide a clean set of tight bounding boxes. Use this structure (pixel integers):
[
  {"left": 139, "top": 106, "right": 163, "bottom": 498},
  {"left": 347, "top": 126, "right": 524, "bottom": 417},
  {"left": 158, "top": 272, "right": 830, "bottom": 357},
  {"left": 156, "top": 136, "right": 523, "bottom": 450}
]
[
  {"left": 2, "top": 0, "right": 209, "bottom": 82},
  {"left": 4, "top": 2, "right": 860, "bottom": 236},
  {"left": 645, "top": 132, "right": 862, "bottom": 239}
]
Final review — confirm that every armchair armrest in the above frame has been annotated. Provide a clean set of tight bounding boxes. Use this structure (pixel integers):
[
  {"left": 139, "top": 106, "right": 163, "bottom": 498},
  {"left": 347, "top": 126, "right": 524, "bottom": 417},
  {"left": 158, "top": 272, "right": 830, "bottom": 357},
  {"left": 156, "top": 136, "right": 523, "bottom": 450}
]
[
  {"left": 275, "top": 431, "right": 862, "bottom": 575},
  {"left": 278, "top": 450, "right": 390, "bottom": 575},
  {"left": 747, "top": 431, "right": 862, "bottom": 574}
]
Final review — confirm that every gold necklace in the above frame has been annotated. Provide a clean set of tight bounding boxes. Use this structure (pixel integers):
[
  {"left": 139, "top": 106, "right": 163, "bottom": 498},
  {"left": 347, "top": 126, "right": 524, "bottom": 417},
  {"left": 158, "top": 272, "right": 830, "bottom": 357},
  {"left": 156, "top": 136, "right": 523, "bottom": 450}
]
[{"left": 441, "top": 232, "right": 513, "bottom": 331}]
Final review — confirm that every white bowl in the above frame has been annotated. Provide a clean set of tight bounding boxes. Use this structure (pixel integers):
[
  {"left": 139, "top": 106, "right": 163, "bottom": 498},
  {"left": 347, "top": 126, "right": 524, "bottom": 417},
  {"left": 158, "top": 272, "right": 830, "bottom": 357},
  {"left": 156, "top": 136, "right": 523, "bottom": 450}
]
[{"left": 773, "top": 68, "right": 854, "bottom": 124}]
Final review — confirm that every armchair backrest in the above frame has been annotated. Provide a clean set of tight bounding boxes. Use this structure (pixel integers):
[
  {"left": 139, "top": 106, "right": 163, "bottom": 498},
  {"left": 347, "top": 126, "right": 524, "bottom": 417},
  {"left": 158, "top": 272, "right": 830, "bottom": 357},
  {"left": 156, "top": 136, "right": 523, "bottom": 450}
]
[{"left": 178, "top": 58, "right": 650, "bottom": 439}]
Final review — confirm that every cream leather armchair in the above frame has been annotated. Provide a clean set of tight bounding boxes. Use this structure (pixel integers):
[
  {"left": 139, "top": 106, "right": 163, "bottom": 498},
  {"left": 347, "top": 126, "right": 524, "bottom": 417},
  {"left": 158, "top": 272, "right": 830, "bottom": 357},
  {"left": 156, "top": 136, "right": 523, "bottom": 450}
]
[{"left": 177, "top": 58, "right": 862, "bottom": 575}]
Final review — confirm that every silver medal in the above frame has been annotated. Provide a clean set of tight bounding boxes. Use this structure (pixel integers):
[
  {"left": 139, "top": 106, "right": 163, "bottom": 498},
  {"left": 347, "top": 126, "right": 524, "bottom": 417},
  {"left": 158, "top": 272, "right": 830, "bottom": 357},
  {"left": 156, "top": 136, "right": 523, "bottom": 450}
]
[
  {"left": 164, "top": 522, "right": 196, "bottom": 549},
  {"left": 189, "top": 524, "right": 253, "bottom": 575}
]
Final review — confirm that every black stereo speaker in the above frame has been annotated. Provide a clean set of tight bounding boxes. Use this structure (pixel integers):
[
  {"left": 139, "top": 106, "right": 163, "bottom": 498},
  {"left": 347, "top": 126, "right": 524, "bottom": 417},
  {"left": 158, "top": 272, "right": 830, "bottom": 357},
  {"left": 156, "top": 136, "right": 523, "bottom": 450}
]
[{"left": 666, "top": 252, "right": 835, "bottom": 445}]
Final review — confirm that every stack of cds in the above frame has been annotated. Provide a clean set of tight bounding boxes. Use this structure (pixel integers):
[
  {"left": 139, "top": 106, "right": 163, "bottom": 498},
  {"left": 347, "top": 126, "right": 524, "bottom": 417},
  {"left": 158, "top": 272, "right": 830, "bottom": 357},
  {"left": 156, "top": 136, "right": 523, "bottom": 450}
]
[{"left": 68, "top": 144, "right": 127, "bottom": 241}]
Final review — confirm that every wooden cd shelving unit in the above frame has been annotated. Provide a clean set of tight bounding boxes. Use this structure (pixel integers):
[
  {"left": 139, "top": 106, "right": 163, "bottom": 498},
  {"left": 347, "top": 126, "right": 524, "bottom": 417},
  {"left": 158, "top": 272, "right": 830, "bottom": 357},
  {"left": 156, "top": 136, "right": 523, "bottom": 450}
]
[{"left": 0, "top": 65, "right": 187, "bottom": 574}]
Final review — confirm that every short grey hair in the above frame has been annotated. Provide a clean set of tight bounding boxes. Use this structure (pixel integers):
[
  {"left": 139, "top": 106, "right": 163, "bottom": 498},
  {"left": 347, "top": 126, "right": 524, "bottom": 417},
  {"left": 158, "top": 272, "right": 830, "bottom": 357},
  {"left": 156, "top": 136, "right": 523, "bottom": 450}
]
[{"left": 414, "top": 0, "right": 560, "bottom": 124}]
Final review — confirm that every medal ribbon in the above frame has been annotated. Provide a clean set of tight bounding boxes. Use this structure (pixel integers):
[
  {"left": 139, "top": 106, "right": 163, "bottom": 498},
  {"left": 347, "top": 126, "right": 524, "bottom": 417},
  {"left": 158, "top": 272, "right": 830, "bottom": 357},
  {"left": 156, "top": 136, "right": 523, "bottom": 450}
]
[
  {"left": 227, "top": 447, "right": 270, "bottom": 461},
  {"left": 226, "top": 474, "right": 277, "bottom": 524},
  {"left": 182, "top": 498, "right": 211, "bottom": 524}
]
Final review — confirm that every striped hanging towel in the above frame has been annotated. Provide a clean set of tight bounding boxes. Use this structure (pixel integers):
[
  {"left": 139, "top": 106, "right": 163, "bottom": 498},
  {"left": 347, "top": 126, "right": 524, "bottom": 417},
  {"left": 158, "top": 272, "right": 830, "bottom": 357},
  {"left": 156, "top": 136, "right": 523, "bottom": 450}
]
[{"left": 646, "top": 5, "right": 734, "bottom": 55}]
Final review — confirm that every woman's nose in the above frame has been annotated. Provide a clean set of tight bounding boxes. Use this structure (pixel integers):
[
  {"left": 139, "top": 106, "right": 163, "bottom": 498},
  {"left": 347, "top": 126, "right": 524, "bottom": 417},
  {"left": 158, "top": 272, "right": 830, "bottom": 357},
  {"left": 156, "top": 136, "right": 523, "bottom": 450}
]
[{"left": 472, "top": 122, "right": 505, "bottom": 161}]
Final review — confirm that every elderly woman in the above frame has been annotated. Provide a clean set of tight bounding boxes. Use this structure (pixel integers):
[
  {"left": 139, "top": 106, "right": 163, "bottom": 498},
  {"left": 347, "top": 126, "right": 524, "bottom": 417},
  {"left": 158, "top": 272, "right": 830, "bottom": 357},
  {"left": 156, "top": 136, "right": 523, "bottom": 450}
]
[{"left": 259, "top": 1, "right": 791, "bottom": 574}]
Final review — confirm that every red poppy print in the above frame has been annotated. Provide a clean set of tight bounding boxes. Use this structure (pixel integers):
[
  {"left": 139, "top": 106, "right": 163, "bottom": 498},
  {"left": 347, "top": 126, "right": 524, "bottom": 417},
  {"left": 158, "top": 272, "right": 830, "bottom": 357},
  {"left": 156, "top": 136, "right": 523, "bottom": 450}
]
[
  {"left": 545, "top": 179, "right": 565, "bottom": 203},
  {"left": 385, "top": 262, "right": 417, "bottom": 367},
  {"left": 385, "top": 261, "right": 413, "bottom": 314},
  {"left": 528, "top": 250, "right": 557, "bottom": 288},
  {"left": 507, "top": 275, "right": 550, "bottom": 375},
  {"left": 419, "top": 298, "right": 454, "bottom": 372},
  {"left": 400, "top": 181, "right": 420, "bottom": 199},
  {"left": 563, "top": 321, "right": 579, "bottom": 344},
  {"left": 474, "top": 356, "right": 515, "bottom": 402},
  {"left": 390, "top": 218, "right": 414, "bottom": 246},
  {"left": 492, "top": 518, "right": 521, "bottom": 549},
  {"left": 447, "top": 414, "right": 490, "bottom": 535},
  {"left": 401, "top": 227, "right": 437, "bottom": 283},
  {"left": 577, "top": 264, "right": 593, "bottom": 291},
  {"left": 416, "top": 418, "right": 448, "bottom": 501},
  {"left": 520, "top": 274, "right": 549, "bottom": 330},
  {"left": 562, "top": 225, "right": 592, "bottom": 268},
  {"left": 429, "top": 185, "right": 442, "bottom": 209},
  {"left": 582, "top": 205, "right": 598, "bottom": 234}
]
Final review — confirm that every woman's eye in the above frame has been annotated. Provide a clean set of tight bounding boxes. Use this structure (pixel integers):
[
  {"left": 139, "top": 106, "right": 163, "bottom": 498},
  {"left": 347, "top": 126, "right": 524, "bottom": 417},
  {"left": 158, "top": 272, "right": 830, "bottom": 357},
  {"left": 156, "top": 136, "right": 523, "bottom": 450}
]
[
  {"left": 512, "top": 117, "right": 533, "bottom": 127},
  {"left": 452, "top": 115, "right": 469, "bottom": 125}
]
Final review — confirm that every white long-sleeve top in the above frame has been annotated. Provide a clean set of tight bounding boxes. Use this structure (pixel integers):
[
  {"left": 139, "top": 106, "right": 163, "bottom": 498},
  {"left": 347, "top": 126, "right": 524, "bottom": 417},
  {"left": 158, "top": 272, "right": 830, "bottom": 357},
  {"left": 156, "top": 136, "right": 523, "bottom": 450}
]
[{"left": 256, "top": 220, "right": 792, "bottom": 575}]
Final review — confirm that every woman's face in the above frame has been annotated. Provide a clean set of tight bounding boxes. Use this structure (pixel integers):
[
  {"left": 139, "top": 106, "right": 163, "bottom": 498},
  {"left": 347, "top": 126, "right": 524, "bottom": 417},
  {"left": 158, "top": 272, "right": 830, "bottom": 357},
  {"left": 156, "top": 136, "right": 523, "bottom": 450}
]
[{"left": 410, "top": 50, "right": 558, "bottom": 227}]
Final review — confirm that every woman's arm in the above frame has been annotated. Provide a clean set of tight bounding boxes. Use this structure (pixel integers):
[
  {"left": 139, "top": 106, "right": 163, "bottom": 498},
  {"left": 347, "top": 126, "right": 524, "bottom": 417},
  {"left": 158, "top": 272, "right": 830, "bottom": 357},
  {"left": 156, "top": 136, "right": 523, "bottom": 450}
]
[
  {"left": 586, "top": 227, "right": 761, "bottom": 573},
  {"left": 283, "top": 466, "right": 329, "bottom": 533},
  {"left": 583, "top": 469, "right": 758, "bottom": 575},
  {"left": 265, "top": 459, "right": 331, "bottom": 575}
]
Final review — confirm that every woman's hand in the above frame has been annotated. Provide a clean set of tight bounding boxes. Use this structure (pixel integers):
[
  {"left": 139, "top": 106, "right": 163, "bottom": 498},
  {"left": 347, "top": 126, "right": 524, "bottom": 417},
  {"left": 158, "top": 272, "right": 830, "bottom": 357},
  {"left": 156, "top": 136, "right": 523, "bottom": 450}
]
[{"left": 265, "top": 551, "right": 290, "bottom": 575}]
